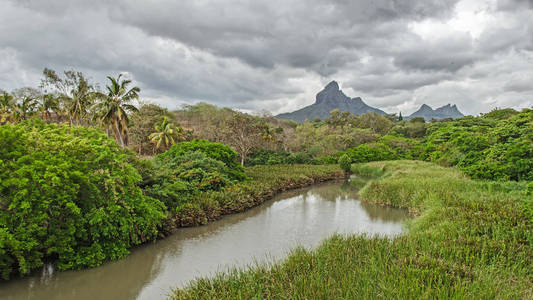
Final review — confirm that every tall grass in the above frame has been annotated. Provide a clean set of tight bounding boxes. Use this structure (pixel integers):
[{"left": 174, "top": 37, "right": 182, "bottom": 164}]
[{"left": 171, "top": 161, "right": 533, "bottom": 299}]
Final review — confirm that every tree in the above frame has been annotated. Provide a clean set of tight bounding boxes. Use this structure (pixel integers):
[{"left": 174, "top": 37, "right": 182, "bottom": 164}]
[
  {"left": 353, "top": 112, "right": 394, "bottom": 135},
  {"left": 410, "top": 117, "right": 426, "bottom": 123},
  {"left": 338, "top": 154, "right": 352, "bottom": 176},
  {"left": 38, "top": 93, "right": 60, "bottom": 123},
  {"left": 130, "top": 104, "right": 174, "bottom": 155},
  {"left": 223, "top": 114, "right": 269, "bottom": 165},
  {"left": 41, "top": 68, "right": 97, "bottom": 126},
  {"left": 12, "top": 88, "right": 40, "bottom": 121},
  {"left": 0, "top": 120, "right": 165, "bottom": 279},
  {"left": 149, "top": 117, "right": 184, "bottom": 152},
  {"left": 0, "top": 91, "right": 14, "bottom": 123},
  {"left": 326, "top": 109, "right": 354, "bottom": 128},
  {"left": 93, "top": 74, "right": 140, "bottom": 147},
  {"left": 398, "top": 112, "right": 403, "bottom": 121}
]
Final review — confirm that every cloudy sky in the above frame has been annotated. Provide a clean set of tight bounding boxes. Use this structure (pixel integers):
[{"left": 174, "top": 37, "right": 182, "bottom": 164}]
[{"left": 1, "top": 0, "right": 532, "bottom": 116}]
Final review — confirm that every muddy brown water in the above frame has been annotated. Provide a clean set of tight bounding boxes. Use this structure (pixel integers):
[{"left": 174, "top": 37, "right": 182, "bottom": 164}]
[{"left": 0, "top": 180, "right": 408, "bottom": 300}]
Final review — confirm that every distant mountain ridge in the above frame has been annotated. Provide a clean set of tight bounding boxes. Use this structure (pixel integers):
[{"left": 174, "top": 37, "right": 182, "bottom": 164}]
[
  {"left": 276, "top": 81, "right": 464, "bottom": 122},
  {"left": 406, "top": 103, "right": 464, "bottom": 121},
  {"left": 276, "top": 81, "right": 386, "bottom": 122}
]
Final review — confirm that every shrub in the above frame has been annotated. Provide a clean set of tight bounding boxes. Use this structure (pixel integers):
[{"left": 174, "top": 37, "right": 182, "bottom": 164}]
[
  {"left": 246, "top": 148, "right": 335, "bottom": 166},
  {"left": 246, "top": 149, "right": 291, "bottom": 166},
  {"left": 157, "top": 139, "right": 246, "bottom": 181},
  {"left": 338, "top": 154, "right": 351, "bottom": 174},
  {"left": 0, "top": 120, "right": 165, "bottom": 279},
  {"left": 146, "top": 151, "right": 236, "bottom": 210},
  {"left": 422, "top": 109, "right": 533, "bottom": 181},
  {"left": 342, "top": 143, "right": 395, "bottom": 163}
]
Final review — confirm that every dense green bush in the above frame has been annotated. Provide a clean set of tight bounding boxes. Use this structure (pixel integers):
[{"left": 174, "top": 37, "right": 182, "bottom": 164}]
[
  {"left": 342, "top": 143, "right": 395, "bottom": 163},
  {"left": 338, "top": 154, "right": 351, "bottom": 174},
  {"left": 246, "top": 149, "right": 291, "bottom": 166},
  {"left": 173, "top": 164, "right": 343, "bottom": 226},
  {"left": 389, "top": 120, "right": 427, "bottom": 138},
  {"left": 246, "top": 148, "right": 334, "bottom": 166},
  {"left": 157, "top": 139, "right": 246, "bottom": 181},
  {"left": 339, "top": 136, "right": 419, "bottom": 164},
  {"left": 339, "top": 109, "right": 532, "bottom": 181},
  {"left": 145, "top": 151, "right": 237, "bottom": 211},
  {"left": 0, "top": 120, "right": 165, "bottom": 279},
  {"left": 423, "top": 109, "right": 532, "bottom": 181},
  {"left": 481, "top": 108, "right": 519, "bottom": 120}
]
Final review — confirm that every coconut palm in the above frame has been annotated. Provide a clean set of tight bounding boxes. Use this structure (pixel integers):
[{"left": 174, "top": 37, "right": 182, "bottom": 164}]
[
  {"left": 40, "top": 68, "right": 96, "bottom": 126},
  {"left": 65, "top": 77, "right": 95, "bottom": 126},
  {"left": 39, "top": 94, "right": 60, "bottom": 123},
  {"left": 13, "top": 94, "right": 38, "bottom": 121},
  {"left": 93, "top": 74, "right": 140, "bottom": 147},
  {"left": 149, "top": 117, "right": 184, "bottom": 152}
]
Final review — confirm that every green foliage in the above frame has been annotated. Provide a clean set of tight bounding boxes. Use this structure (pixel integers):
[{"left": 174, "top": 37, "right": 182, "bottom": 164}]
[
  {"left": 173, "top": 165, "right": 342, "bottom": 226},
  {"left": 0, "top": 120, "right": 165, "bottom": 279},
  {"left": 246, "top": 148, "right": 337, "bottom": 166},
  {"left": 340, "top": 136, "right": 419, "bottom": 164},
  {"left": 481, "top": 108, "right": 519, "bottom": 120},
  {"left": 422, "top": 109, "right": 533, "bottom": 181},
  {"left": 129, "top": 104, "right": 180, "bottom": 155},
  {"left": 246, "top": 149, "right": 291, "bottom": 166},
  {"left": 390, "top": 120, "right": 427, "bottom": 138},
  {"left": 145, "top": 151, "right": 235, "bottom": 210},
  {"left": 338, "top": 154, "right": 351, "bottom": 173},
  {"left": 342, "top": 143, "right": 395, "bottom": 163},
  {"left": 158, "top": 139, "right": 246, "bottom": 181}
]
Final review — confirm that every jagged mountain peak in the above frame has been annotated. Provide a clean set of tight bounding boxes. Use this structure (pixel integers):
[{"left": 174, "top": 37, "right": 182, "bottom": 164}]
[
  {"left": 408, "top": 103, "right": 464, "bottom": 121},
  {"left": 277, "top": 81, "right": 386, "bottom": 122},
  {"left": 324, "top": 80, "right": 339, "bottom": 91},
  {"left": 315, "top": 81, "right": 350, "bottom": 105},
  {"left": 418, "top": 104, "right": 433, "bottom": 112}
]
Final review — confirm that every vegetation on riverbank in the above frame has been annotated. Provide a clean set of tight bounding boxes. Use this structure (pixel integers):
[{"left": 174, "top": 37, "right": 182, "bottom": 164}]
[
  {"left": 0, "top": 120, "right": 342, "bottom": 280},
  {"left": 0, "top": 120, "right": 166, "bottom": 279},
  {"left": 171, "top": 161, "right": 533, "bottom": 299},
  {"left": 173, "top": 164, "right": 343, "bottom": 227}
]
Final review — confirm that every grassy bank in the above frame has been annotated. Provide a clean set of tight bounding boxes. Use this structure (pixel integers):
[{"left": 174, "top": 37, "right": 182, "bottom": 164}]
[
  {"left": 173, "top": 164, "right": 344, "bottom": 227},
  {"left": 171, "top": 161, "right": 533, "bottom": 299}
]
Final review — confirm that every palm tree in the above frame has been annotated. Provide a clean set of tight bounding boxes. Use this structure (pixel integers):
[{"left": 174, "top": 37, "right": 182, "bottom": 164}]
[
  {"left": 93, "top": 74, "right": 140, "bottom": 147},
  {"left": 65, "top": 77, "right": 95, "bottom": 126},
  {"left": 149, "top": 117, "right": 184, "bottom": 152},
  {"left": 39, "top": 94, "right": 59, "bottom": 123},
  {"left": 40, "top": 68, "right": 96, "bottom": 126},
  {"left": 0, "top": 91, "right": 14, "bottom": 123},
  {"left": 13, "top": 94, "right": 38, "bottom": 121}
]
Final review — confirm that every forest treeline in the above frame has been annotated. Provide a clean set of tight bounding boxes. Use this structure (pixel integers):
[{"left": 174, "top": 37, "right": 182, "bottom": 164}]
[
  {"left": 0, "top": 68, "right": 531, "bottom": 279},
  {"left": 2, "top": 68, "right": 530, "bottom": 180}
]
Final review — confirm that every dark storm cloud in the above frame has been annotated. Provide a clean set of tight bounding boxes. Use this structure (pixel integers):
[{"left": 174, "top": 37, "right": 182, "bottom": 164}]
[
  {"left": 1, "top": 0, "right": 532, "bottom": 115},
  {"left": 108, "top": 0, "right": 460, "bottom": 71}
]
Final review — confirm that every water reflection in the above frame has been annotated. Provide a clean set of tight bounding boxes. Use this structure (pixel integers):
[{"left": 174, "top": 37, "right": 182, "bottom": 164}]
[{"left": 0, "top": 180, "right": 408, "bottom": 300}]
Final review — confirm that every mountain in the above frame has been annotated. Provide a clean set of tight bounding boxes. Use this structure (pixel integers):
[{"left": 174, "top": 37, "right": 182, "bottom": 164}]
[
  {"left": 276, "top": 81, "right": 386, "bottom": 122},
  {"left": 407, "top": 104, "right": 464, "bottom": 121}
]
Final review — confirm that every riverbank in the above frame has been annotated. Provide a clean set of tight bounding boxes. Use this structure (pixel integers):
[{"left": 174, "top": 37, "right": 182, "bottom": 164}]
[
  {"left": 173, "top": 164, "right": 344, "bottom": 227},
  {"left": 171, "top": 160, "right": 533, "bottom": 299}
]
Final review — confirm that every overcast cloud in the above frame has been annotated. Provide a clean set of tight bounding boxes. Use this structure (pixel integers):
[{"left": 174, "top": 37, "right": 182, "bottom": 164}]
[{"left": 1, "top": 0, "right": 532, "bottom": 115}]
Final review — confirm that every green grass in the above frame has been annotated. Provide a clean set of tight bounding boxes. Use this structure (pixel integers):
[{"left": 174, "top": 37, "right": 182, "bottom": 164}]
[{"left": 170, "top": 160, "right": 533, "bottom": 299}]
